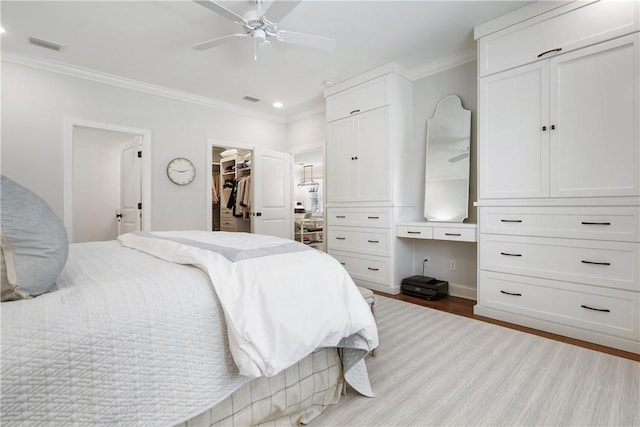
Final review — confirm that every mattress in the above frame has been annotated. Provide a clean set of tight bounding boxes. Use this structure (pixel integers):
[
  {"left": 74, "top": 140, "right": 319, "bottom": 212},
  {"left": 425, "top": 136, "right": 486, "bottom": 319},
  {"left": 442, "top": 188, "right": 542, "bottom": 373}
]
[{"left": 1, "top": 234, "right": 377, "bottom": 426}]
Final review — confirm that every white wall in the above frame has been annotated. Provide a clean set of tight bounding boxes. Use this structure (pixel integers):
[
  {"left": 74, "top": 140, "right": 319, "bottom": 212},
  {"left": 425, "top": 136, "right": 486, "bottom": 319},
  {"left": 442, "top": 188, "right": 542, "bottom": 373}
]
[
  {"left": 410, "top": 61, "right": 479, "bottom": 295},
  {"left": 1, "top": 61, "right": 287, "bottom": 231}
]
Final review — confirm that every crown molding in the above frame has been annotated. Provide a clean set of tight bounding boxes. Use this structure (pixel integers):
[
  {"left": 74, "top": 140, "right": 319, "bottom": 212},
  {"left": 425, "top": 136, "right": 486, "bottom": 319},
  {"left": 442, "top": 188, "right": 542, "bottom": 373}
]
[
  {"left": 1, "top": 51, "right": 287, "bottom": 124},
  {"left": 409, "top": 49, "right": 477, "bottom": 81},
  {"left": 286, "top": 103, "right": 326, "bottom": 123}
]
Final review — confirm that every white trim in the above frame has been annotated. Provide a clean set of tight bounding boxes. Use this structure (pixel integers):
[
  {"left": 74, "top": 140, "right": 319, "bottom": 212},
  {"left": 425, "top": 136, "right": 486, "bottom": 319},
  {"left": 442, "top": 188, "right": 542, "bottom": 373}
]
[
  {"left": 324, "top": 62, "right": 412, "bottom": 97},
  {"left": 473, "top": 1, "right": 576, "bottom": 40},
  {"left": 409, "top": 49, "right": 477, "bottom": 81},
  {"left": 64, "top": 118, "right": 152, "bottom": 242},
  {"left": 3, "top": 51, "right": 287, "bottom": 124},
  {"left": 286, "top": 104, "right": 326, "bottom": 123},
  {"left": 448, "top": 282, "right": 477, "bottom": 301}
]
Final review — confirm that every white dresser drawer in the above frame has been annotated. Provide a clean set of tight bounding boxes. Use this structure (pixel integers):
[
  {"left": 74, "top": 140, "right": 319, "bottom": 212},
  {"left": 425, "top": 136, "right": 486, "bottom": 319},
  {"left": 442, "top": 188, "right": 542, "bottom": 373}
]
[
  {"left": 397, "top": 224, "right": 433, "bottom": 239},
  {"left": 480, "top": 206, "right": 640, "bottom": 242},
  {"left": 326, "top": 77, "right": 388, "bottom": 122},
  {"left": 479, "top": 271, "right": 639, "bottom": 341},
  {"left": 432, "top": 227, "right": 476, "bottom": 242},
  {"left": 327, "top": 207, "right": 391, "bottom": 228},
  {"left": 478, "top": 0, "right": 639, "bottom": 76},
  {"left": 480, "top": 235, "right": 639, "bottom": 291},
  {"left": 327, "top": 226, "right": 390, "bottom": 257},
  {"left": 329, "top": 250, "right": 391, "bottom": 285}
]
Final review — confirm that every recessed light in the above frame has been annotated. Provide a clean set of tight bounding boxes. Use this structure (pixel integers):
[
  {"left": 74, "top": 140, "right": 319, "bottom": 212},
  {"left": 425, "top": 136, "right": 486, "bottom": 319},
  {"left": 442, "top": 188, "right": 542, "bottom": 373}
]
[{"left": 273, "top": 101, "right": 283, "bottom": 108}]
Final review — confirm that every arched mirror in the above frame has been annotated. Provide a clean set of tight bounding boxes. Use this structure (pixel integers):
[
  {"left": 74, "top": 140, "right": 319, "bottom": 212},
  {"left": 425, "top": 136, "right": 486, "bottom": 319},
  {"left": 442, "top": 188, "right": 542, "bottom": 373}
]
[{"left": 424, "top": 95, "right": 471, "bottom": 222}]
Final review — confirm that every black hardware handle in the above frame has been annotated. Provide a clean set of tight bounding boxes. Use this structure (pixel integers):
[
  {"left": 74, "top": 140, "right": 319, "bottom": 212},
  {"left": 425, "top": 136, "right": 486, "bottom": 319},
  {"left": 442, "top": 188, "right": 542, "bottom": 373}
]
[
  {"left": 445, "top": 233, "right": 462, "bottom": 236},
  {"left": 501, "top": 252, "right": 522, "bottom": 257},
  {"left": 581, "top": 260, "right": 611, "bottom": 266},
  {"left": 581, "top": 304, "right": 610, "bottom": 313},
  {"left": 349, "top": 109, "right": 361, "bottom": 115},
  {"left": 336, "top": 237, "right": 346, "bottom": 240},
  {"left": 500, "top": 290, "right": 522, "bottom": 296},
  {"left": 551, "top": 124, "right": 556, "bottom": 130},
  {"left": 368, "top": 216, "right": 380, "bottom": 219},
  {"left": 581, "top": 221, "right": 611, "bottom": 226},
  {"left": 542, "top": 125, "right": 547, "bottom": 131},
  {"left": 367, "top": 267, "right": 380, "bottom": 271},
  {"left": 407, "top": 231, "right": 421, "bottom": 234},
  {"left": 537, "top": 48, "right": 562, "bottom": 58},
  {"left": 336, "top": 215, "right": 346, "bottom": 218},
  {"left": 116, "top": 213, "right": 123, "bottom": 219},
  {"left": 340, "top": 262, "right": 346, "bottom": 266},
  {"left": 354, "top": 156, "right": 358, "bottom": 160},
  {"left": 501, "top": 219, "right": 523, "bottom": 223},
  {"left": 367, "top": 240, "right": 380, "bottom": 243},
  {"left": 351, "top": 156, "right": 355, "bottom": 160}
]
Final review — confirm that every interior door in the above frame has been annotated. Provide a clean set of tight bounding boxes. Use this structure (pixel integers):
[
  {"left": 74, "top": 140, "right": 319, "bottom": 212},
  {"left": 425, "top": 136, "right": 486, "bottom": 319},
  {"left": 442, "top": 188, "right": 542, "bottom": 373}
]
[
  {"left": 118, "top": 137, "right": 142, "bottom": 235},
  {"left": 252, "top": 147, "right": 293, "bottom": 239}
]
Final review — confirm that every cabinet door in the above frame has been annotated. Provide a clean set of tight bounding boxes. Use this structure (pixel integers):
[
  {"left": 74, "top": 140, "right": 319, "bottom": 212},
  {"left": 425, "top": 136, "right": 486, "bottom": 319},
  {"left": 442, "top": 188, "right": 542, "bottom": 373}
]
[
  {"left": 355, "top": 108, "right": 390, "bottom": 202},
  {"left": 479, "top": 62, "right": 550, "bottom": 198},
  {"left": 326, "top": 118, "right": 356, "bottom": 202},
  {"left": 550, "top": 34, "right": 639, "bottom": 197}
]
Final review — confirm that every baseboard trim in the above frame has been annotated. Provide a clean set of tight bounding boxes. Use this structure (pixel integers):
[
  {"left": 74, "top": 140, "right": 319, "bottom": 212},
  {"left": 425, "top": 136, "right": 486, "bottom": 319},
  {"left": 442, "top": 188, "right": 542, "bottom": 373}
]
[{"left": 448, "top": 282, "right": 477, "bottom": 300}]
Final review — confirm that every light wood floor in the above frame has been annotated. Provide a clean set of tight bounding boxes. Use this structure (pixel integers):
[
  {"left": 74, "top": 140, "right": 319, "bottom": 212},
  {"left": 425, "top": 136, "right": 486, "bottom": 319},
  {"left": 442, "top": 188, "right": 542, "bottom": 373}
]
[{"left": 378, "top": 292, "right": 640, "bottom": 362}]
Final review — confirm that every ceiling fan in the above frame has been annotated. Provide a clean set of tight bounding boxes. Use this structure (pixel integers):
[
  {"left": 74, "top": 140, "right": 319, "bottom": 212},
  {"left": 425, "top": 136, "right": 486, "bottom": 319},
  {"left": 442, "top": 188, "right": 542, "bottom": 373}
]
[{"left": 192, "top": 0, "right": 337, "bottom": 60}]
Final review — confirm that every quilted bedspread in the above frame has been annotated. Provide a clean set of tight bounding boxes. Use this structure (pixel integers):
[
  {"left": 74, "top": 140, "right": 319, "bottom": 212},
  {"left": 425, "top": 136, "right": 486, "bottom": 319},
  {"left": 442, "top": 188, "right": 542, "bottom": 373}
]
[{"left": 1, "top": 234, "right": 376, "bottom": 426}]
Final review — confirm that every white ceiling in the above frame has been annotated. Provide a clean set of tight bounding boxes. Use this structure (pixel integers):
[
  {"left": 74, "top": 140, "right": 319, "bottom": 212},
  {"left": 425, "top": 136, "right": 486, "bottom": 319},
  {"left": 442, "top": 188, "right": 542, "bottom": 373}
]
[{"left": 1, "top": 0, "right": 528, "bottom": 120}]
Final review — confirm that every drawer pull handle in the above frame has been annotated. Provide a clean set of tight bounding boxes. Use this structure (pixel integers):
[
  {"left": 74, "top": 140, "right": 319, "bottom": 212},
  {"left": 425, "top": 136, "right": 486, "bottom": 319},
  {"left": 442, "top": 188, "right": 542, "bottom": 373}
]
[
  {"left": 349, "top": 109, "right": 361, "bottom": 115},
  {"left": 445, "top": 233, "right": 462, "bottom": 236},
  {"left": 581, "top": 221, "right": 611, "bottom": 226},
  {"left": 367, "top": 240, "right": 380, "bottom": 243},
  {"left": 407, "top": 231, "right": 421, "bottom": 234},
  {"left": 367, "top": 267, "right": 379, "bottom": 271},
  {"left": 500, "top": 219, "right": 522, "bottom": 223},
  {"left": 581, "top": 260, "right": 611, "bottom": 266},
  {"left": 368, "top": 216, "right": 380, "bottom": 219},
  {"left": 537, "top": 47, "right": 562, "bottom": 58},
  {"left": 500, "top": 290, "right": 522, "bottom": 296},
  {"left": 336, "top": 215, "right": 346, "bottom": 219},
  {"left": 500, "top": 252, "right": 522, "bottom": 257},
  {"left": 581, "top": 304, "right": 610, "bottom": 313},
  {"left": 336, "top": 237, "right": 346, "bottom": 240}
]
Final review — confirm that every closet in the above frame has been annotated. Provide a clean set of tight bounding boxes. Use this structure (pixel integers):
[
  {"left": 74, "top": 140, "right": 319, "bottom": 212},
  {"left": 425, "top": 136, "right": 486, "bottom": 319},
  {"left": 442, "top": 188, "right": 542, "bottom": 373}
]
[
  {"left": 212, "top": 147, "right": 251, "bottom": 233},
  {"left": 324, "top": 64, "right": 418, "bottom": 294},
  {"left": 474, "top": 1, "right": 640, "bottom": 353}
]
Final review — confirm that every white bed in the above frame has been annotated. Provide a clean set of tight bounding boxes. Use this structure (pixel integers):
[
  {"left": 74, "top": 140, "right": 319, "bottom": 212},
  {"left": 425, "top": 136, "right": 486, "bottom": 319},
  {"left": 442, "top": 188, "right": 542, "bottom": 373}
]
[{"left": 1, "top": 231, "right": 377, "bottom": 426}]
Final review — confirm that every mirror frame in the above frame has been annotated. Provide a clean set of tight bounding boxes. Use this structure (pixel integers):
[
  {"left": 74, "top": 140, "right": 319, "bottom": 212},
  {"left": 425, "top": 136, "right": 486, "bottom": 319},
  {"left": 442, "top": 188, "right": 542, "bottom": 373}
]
[{"left": 424, "top": 95, "right": 471, "bottom": 222}]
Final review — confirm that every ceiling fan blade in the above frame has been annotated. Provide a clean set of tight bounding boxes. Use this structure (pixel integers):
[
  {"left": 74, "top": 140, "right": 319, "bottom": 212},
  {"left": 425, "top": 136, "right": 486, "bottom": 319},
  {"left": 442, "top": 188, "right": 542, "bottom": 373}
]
[
  {"left": 277, "top": 30, "right": 336, "bottom": 51},
  {"left": 264, "top": 0, "right": 302, "bottom": 22},
  {"left": 193, "top": 33, "right": 249, "bottom": 51},
  {"left": 193, "top": 0, "right": 247, "bottom": 24}
]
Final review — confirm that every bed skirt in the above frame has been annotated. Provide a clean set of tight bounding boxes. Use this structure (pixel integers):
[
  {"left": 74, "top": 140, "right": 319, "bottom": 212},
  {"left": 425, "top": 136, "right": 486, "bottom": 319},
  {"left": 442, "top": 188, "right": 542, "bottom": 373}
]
[{"left": 176, "top": 348, "right": 342, "bottom": 426}]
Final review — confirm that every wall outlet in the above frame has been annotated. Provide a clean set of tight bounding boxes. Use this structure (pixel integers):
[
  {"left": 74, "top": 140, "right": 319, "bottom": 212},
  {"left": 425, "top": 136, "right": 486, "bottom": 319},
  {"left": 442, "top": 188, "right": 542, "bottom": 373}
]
[{"left": 449, "top": 259, "right": 456, "bottom": 271}]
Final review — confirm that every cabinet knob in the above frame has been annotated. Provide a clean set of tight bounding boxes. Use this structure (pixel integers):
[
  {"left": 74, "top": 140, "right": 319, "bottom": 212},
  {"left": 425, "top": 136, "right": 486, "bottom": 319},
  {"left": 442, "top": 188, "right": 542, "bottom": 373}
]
[
  {"left": 551, "top": 124, "right": 556, "bottom": 130},
  {"left": 542, "top": 126, "right": 547, "bottom": 131}
]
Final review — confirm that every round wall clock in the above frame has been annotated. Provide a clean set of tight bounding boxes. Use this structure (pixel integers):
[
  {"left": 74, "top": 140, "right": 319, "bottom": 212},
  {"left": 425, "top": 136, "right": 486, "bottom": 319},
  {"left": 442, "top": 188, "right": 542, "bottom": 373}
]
[{"left": 166, "top": 157, "right": 196, "bottom": 185}]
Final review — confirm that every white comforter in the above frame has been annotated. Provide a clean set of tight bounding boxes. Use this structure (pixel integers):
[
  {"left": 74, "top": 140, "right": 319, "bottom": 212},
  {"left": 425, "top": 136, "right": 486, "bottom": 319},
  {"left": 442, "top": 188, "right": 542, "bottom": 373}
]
[
  {"left": 1, "top": 232, "right": 377, "bottom": 426},
  {"left": 118, "top": 231, "right": 378, "bottom": 378}
]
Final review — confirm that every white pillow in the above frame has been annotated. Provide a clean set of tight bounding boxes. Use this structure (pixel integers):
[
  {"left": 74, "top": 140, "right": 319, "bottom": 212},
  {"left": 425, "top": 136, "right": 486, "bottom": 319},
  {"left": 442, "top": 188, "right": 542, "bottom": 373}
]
[{"left": 1, "top": 176, "right": 68, "bottom": 301}]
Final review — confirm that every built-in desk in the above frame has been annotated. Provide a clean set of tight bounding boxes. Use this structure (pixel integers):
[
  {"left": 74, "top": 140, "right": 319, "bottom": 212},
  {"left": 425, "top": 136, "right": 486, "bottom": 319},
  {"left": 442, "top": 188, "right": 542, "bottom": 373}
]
[{"left": 397, "top": 222, "right": 477, "bottom": 242}]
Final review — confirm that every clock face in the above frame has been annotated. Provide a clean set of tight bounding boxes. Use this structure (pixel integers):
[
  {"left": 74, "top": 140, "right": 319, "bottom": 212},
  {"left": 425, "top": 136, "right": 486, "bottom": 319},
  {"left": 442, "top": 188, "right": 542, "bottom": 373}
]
[{"left": 167, "top": 157, "right": 196, "bottom": 185}]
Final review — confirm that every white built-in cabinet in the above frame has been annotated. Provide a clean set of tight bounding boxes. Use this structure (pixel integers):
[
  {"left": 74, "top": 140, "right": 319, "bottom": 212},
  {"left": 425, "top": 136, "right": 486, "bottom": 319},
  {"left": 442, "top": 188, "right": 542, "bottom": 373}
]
[
  {"left": 324, "top": 65, "right": 416, "bottom": 294},
  {"left": 480, "top": 34, "right": 639, "bottom": 199},
  {"left": 475, "top": 0, "right": 640, "bottom": 354}
]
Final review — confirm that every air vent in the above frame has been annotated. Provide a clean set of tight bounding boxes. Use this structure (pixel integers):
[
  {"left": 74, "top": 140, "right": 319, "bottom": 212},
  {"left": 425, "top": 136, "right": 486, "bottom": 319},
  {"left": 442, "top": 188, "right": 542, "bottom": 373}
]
[
  {"left": 243, "top": 96, "right": 261, "bottom": 103},
  {"left": 28, "top": 37, "right": 64, "bottom": 52}
]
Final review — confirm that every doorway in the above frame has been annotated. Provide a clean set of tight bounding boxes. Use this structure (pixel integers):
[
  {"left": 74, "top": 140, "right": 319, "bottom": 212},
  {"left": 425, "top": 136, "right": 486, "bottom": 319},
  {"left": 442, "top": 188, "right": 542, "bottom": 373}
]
[
  {"left": 64, "top": 119, "right": 152, "bottom": 243},
  {"left": 206, "top": 140, "right": 293, "bottom": 240},
  {"left": 293, "top": 148, "right": 325, "bottom": 251}
]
